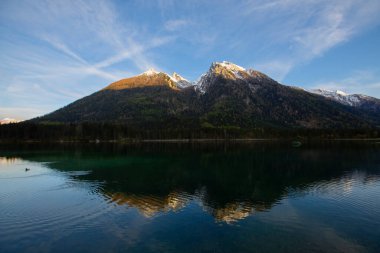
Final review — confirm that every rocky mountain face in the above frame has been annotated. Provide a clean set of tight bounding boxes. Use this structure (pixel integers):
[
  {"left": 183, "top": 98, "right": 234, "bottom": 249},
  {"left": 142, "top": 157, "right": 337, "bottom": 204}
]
[{"left": 33, "top": 62, "right": 380, "bottom": 129}]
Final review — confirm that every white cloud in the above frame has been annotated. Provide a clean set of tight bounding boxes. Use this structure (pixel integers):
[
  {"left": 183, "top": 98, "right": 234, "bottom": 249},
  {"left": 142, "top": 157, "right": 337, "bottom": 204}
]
[
  {"left": 41, "top": 35, "right": 88, "bottom": 64},
  {"left": 0, "top": 0, "right": 176, "bottom": 119},
  {"left": 94, "top": 36, "right": 175, "bottom": 70},
  {"left": 1, "top": 0, "right": 174, "bottom": 73},
  {"left": 164, "top": 19, "right": 190, "bottom": 31},
  {"left": 244, "top": 0, "right": 380, "bottom": 78}
]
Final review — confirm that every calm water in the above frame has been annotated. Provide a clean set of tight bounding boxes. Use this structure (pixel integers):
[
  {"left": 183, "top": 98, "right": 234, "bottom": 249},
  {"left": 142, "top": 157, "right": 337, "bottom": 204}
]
[{"left": 0, "top": 142, "right": 380, "bottom": 253}]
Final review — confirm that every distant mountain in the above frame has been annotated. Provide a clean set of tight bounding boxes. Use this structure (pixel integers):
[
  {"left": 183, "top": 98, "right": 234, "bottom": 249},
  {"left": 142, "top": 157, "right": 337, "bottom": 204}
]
[
  {"left": 32, "top": 61, "right": 380, "bottom": 129},
  {"left": 0, "top": 118, "right": 20, "bottom": 125},
  {"left": 309, "top": 89, "right": 380, "bottom": 118}
]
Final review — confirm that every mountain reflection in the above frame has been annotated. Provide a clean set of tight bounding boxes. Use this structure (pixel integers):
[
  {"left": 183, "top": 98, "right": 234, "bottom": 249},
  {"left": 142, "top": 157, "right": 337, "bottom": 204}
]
[
  {"left": 0, "top": 156, "right": 22, "bottom": 165},
  {"left": 104, "top": 189, "right": 267, "bottom": 223},
  {"left": 104, "top": 191, "right": 191, "bottom": 218},
  {"left": 206, "top": 202, "right": 257, "bottom": 224},
  {"left": 2, "top": 142, "right": 380, "bottom": 223}
]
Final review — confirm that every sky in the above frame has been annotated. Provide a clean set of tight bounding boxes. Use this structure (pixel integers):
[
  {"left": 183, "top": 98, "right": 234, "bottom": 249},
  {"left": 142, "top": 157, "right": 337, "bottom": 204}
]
[{"left": 1, "top": 0, "right": 380, "bottom": 120}]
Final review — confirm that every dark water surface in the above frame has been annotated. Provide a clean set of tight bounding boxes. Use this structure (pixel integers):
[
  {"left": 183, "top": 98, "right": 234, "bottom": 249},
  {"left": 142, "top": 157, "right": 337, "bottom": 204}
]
[{"left": 0, "top": 142, "right": 380, "bottom": 253}]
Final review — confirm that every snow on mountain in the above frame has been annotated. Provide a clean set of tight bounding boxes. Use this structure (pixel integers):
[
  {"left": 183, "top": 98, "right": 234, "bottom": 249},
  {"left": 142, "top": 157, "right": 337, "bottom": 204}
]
[
  {"left": 141, "top": 68, "right": 160, "bottom": 76},
  {"left": 195, "top": 61, "right": 272, "bottom": 93},
  {"left": 170, "top": 72, "right": 192, "bottom": 88},
  {"left": 171, "top": 72, "right": 186, "bottom": 82},
  {"left": 129, "top": 61, "right": 275, "bottom": 93},
  {"left": 195, "top": 74, "right": 211, "bottom": 94},
  {"left": 0, "top": 118, "right": 20, "bottom": 124},
  {"left": 120, "top": 63, "right": 376, "bottom": 106},
  {"left": 210, "top": 61, "right": 247, "bottom": 79},
  {"left": 309, "top": 89, "right": 365, "bottom": 106},
  {"left": 32, "top": 61, "right": 380, "bottom": 128},
  {"left": 140, "top": 69, "right": 192, "bottom": 89},
  {"left": 105, "top": 68, "right": 194, "bottom": 90},
  {"left": 217, "top": 61, "right": 246, "bottom": 72},
  {"left": 196, "top": 61, "right": 247, "bottom": 93}
]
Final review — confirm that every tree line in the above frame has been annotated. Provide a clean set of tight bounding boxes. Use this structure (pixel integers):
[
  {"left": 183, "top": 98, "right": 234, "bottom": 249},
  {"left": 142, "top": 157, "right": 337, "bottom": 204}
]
[{"left": 0, "top": 122, "right": 378, "bottom": 142}]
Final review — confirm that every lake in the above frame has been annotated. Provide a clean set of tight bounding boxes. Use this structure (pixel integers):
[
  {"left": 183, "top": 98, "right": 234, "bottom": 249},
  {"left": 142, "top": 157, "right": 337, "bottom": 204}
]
[{"left": 0, "top": 142, "right": 379, "bottom": 253}]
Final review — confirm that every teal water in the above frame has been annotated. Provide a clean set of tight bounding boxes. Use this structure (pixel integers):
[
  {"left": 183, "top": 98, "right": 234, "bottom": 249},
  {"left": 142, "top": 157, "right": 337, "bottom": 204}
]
[{"left": 0, "top": 142, "right": 379, "bottom": 253}]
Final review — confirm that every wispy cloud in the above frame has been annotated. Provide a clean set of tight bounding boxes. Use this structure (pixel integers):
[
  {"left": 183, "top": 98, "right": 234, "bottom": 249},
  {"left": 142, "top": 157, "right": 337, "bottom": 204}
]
[
  {"left": 94, "top": 36, "right": 175, "bottom": 71},
  {"left": 0, "top": 0, "right": 175, "bottom": 119},
  {"left": 164, "top": 19, "right": 190, "bottom": 31},
  {"left": 1, "top": 0, "right": 380, "bottom": 119},
  {"left": 243, "top": 0, "right": 380, "bottom": 79},
  {"left": 41, "top": 35, "right": 88, "bottom": 64}
]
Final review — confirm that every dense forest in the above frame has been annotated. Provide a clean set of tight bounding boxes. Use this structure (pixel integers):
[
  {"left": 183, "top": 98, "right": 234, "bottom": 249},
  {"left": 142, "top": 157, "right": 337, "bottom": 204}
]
[{"left": 0, "top": 122, "right": 378, "bottom": 142}]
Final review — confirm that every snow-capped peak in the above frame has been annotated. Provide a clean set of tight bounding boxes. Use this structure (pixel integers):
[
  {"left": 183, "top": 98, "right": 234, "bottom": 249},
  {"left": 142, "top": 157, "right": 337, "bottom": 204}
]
[
  {"left": 142, "top": 68, "right": 160, "bottom": 76},
  {"left": 171, "top": 72, "right": 187, "bottom": 82},
  {"left": 138, "top": 69, "right": 192, "bottom": 89},
  {"left": 212, "top": 61, "right": 246, "bottom": 72},
  {"left": 170, "top": 72, "right": 192, "bottom": 88},
  {"left": 194, "top": 61, "right": 274, "bottom": 94},
  {"left": 336, "top": 90, "right": 348, "bottom": 96},
  {"left": 207, "top": 61, "right": 248, "bottom": 81},
  {"left": 137, "top": 61, "right": 275, "bottom": 93}
]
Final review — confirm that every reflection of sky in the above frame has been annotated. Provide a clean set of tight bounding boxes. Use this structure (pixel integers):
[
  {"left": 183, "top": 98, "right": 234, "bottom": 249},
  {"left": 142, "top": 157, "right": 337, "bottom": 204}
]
[{"left": 256, "top": 198, "right": 368, "bottom": 253}]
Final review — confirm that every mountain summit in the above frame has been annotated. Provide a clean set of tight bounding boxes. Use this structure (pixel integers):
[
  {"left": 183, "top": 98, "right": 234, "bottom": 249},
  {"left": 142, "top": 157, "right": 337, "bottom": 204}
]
[
  {"left": 104, "top": 68, "right": 192, "bottom": 90},
  {"left": 33, "top": 61, "right": 380, "bottom": 129},
  {"left": 104, "top": 61, "right": 273, "bottom": 93},
  {"left": 196, "top": 61, "right": 273, "bottom": 93}
]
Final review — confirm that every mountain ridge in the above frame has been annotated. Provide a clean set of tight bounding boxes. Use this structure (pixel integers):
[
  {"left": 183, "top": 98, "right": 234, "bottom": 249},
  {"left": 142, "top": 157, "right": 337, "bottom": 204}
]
[
  {"left": 31, "top": 61, "right": 380, "bottom": 130},
  {"left": 103, "top": 61, "right": 378, "bottom": 101},
  {"left": 103, "top": 69, "right": 186, "bottom": 90},
  {"left": 309, "top": 88, "right": 380, "bottom": 119}
]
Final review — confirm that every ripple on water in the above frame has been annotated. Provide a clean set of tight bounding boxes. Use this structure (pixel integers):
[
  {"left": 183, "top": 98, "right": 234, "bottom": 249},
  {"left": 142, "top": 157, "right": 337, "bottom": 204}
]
[
  {"left": 1, "top": 192, "right": 115, "bottom": 244},
  {"left": 0, "top": 165, "right": 115, "bottom": 244}
]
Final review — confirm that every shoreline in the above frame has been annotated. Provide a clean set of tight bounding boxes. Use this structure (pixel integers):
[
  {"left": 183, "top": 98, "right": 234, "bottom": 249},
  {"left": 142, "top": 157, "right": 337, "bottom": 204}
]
[{"left": 0, "top": 138, "right": 379, "bottom": 144}]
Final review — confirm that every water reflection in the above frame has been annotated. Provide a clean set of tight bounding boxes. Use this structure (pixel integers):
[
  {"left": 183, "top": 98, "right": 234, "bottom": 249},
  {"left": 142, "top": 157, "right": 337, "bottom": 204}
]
[
  {"left": 104, "top": 190, "right": 267, "bottom": 223},
  {"left": 2, "top": 142, "right": 379, "bottom": 224},
  {"left": 105, "top": 191, "right": 191, "bottom": 218},
  {"left": 0, "top": 156, "right": 22, "bottom": 165},
  {"left": 1, "top": 143, "right": 380, "bottom": 253}
]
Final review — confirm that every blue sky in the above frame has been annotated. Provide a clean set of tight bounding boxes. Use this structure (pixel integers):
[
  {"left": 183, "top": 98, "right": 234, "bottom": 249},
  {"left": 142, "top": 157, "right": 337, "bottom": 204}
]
[{"left": 1, "top": 0, "right": 380, "bottom": 120}]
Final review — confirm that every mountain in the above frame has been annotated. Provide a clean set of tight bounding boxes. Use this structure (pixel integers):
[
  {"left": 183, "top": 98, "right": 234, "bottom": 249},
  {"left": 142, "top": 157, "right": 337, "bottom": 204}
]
[
  {"left": 309, "top": 89, "right": 380, "bottom": 118},
  {"left": 35, "top": 69, "right": 200, "bottom": 128},
  {"left": 0, "top": 118, "right": 20, "bottom": 125},
  {"left": 103, "top": 69, "right": 192, "bottom": 90},
  {"left": 32, "top": 61, "right": 380, "bottom": 129}
]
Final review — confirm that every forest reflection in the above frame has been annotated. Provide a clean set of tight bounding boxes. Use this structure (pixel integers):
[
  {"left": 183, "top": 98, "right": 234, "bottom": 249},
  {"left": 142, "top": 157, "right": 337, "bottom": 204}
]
[{"left": 2, "top": 142, "right": 379, "bottom": 224}]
